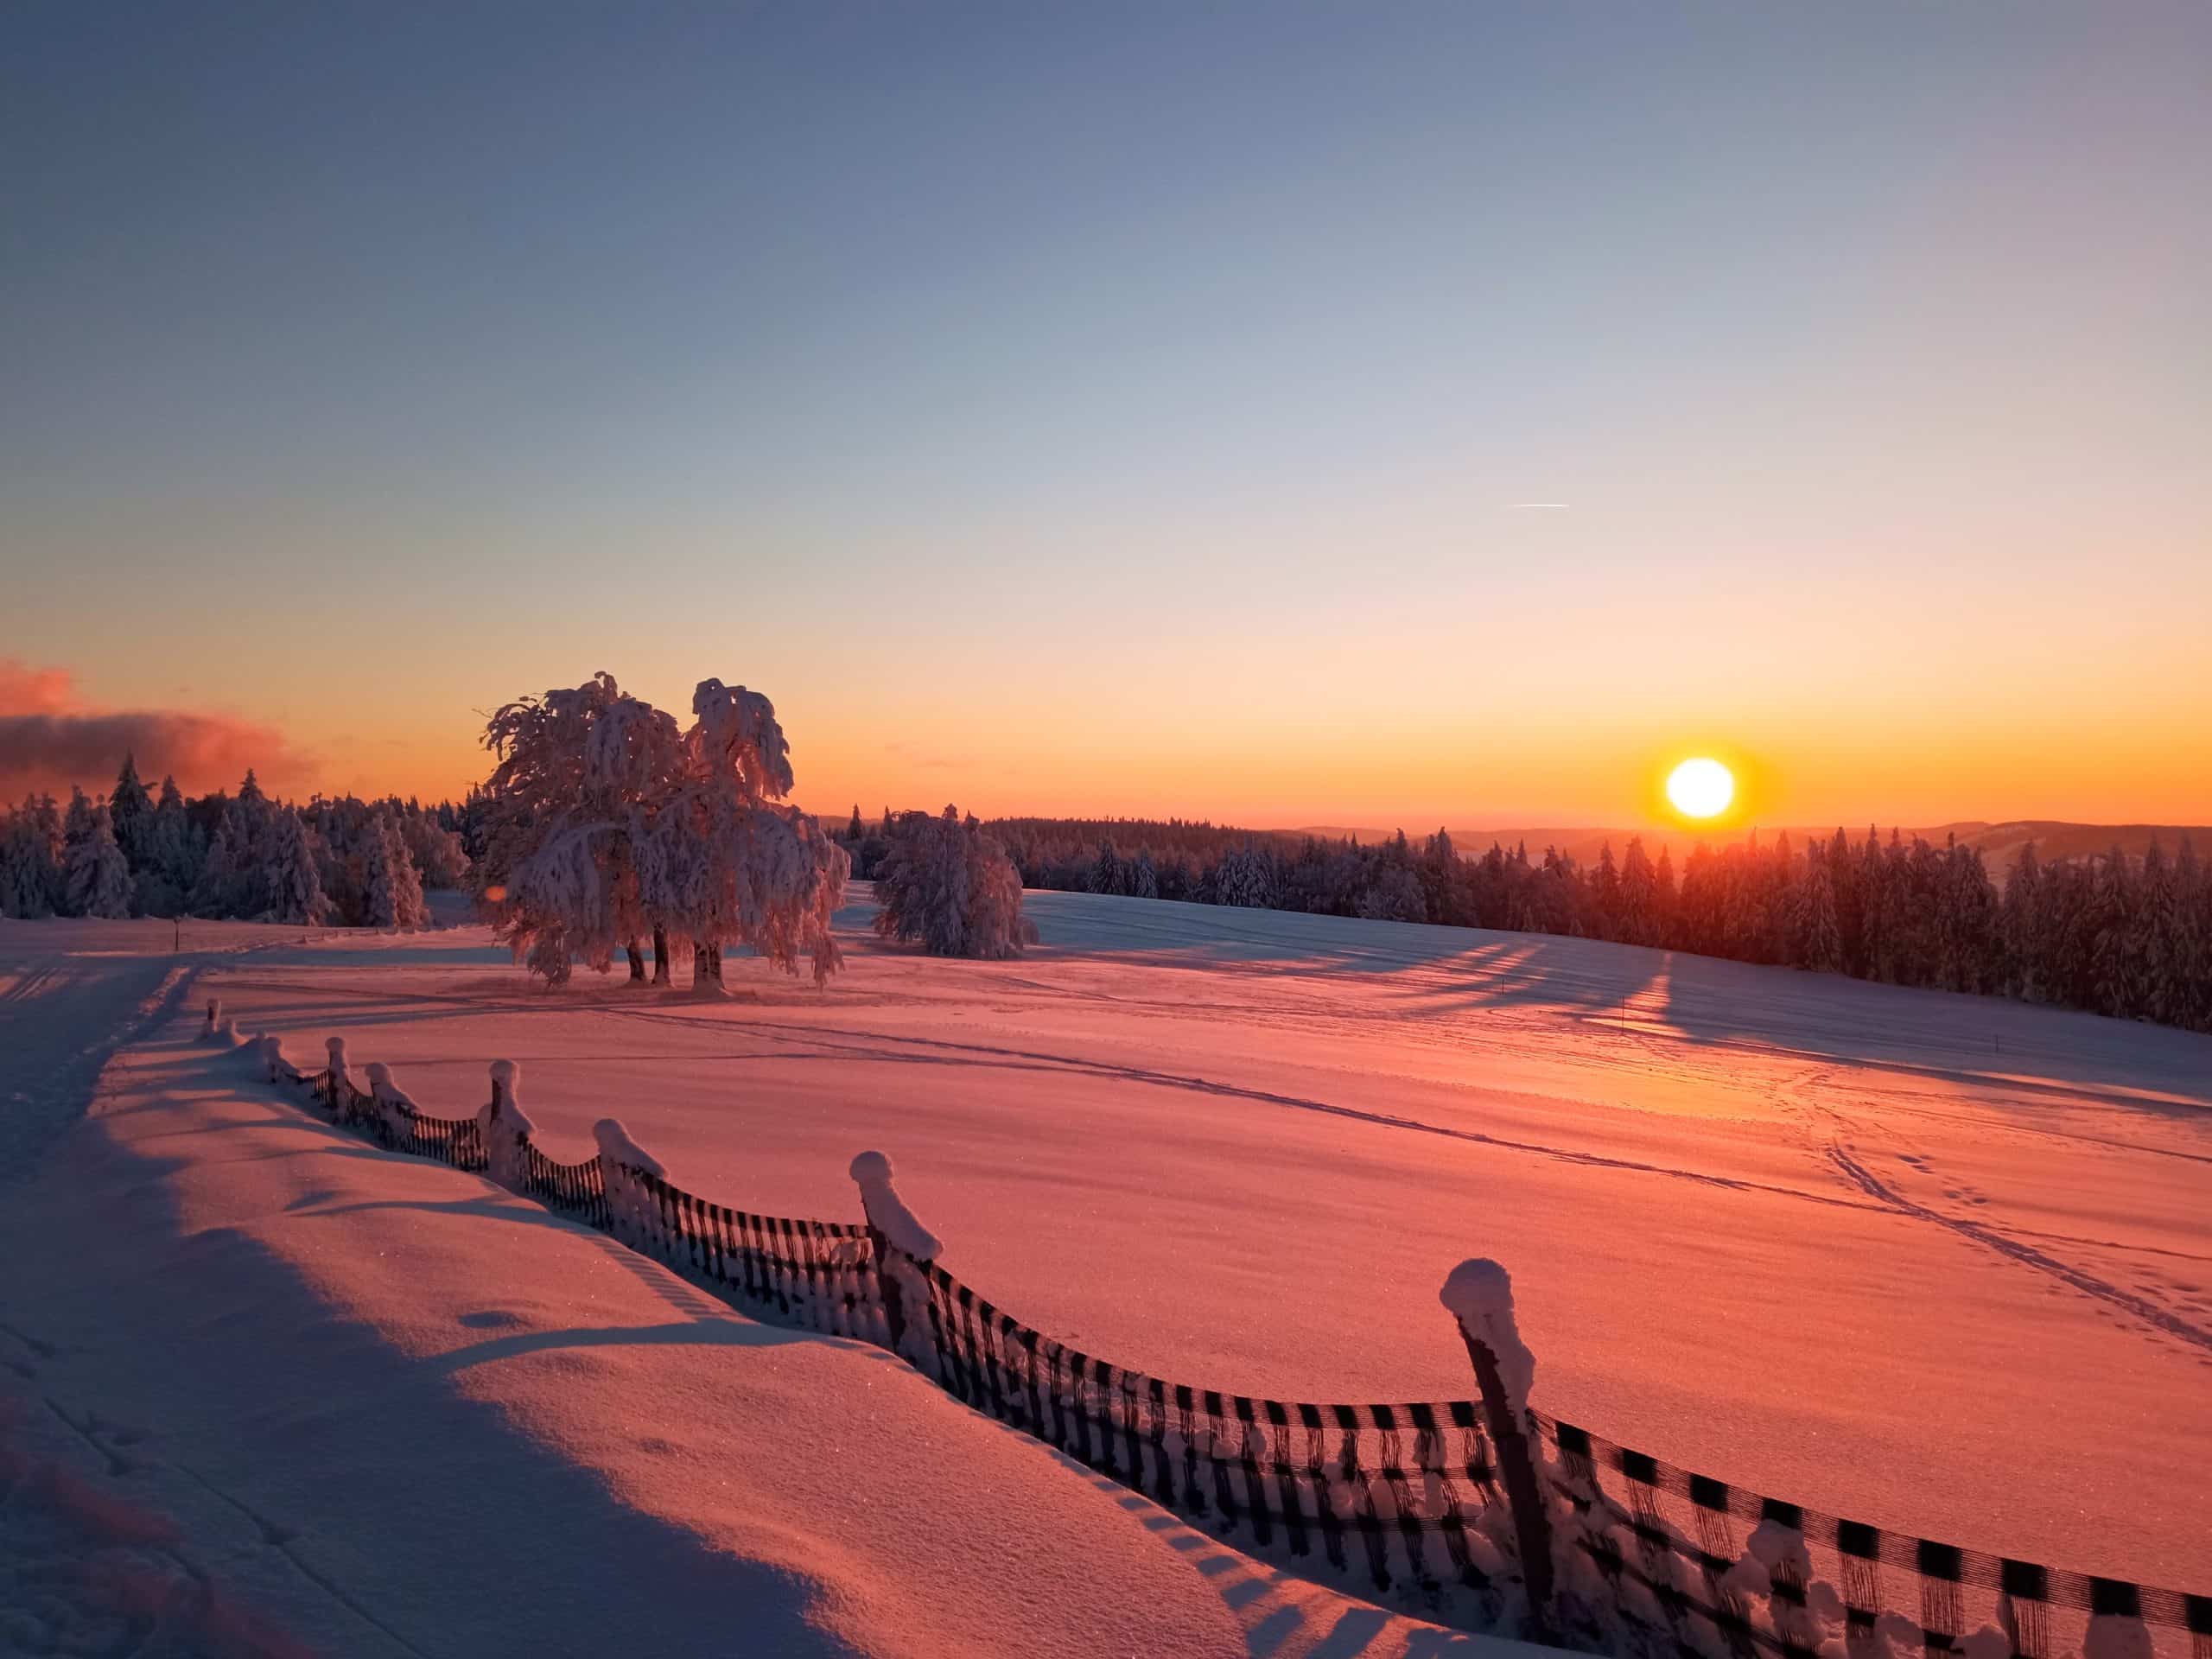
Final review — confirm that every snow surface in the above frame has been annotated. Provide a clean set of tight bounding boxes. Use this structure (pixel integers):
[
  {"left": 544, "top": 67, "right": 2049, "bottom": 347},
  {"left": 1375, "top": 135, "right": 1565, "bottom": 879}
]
[
  {"left": 2, "top": 916, "right": 1550, "bottom": 1656},
  {"left": 170, "top": 888, "right": 2212, "bottom": 1599}
]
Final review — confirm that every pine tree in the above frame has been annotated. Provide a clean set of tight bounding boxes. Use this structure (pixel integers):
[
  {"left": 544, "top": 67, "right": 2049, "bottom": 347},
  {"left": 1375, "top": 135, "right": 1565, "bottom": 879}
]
[
  {"left": 1793, "top": 851, "right": 1843, "bottom": 973},
  {"left": 872, "top": 806, "right": 1030, "bottom": 957},
  {"left": 62, "top": 800, "right": 133, "bottom": 918},
  {"left": 109, "top": 752, "right": 153, "bottom": 868},
  {"left": 1, "top": 795, "right": 65, "bottom": 917},
  {"left": 266, "top": 808, "right": 331, "bottom": 925},
  {"left": 361, "top": 810, "right": 428, "bottom": 929},
  {"left": 1090, "top": 841, "right": 1123, "bottom": 896},
  {"left": 1128, "top": 849, "right": 1160, "bottom": 900}
]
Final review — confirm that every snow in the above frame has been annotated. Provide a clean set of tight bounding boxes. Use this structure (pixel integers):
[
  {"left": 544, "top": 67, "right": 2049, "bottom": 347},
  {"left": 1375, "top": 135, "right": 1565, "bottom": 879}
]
[
  {"left": 0, "top": 917, "right": 1544, "bottom": 1658},
  {"left": 4, "top": 892, "right": 2208, "bottom": 1653}
]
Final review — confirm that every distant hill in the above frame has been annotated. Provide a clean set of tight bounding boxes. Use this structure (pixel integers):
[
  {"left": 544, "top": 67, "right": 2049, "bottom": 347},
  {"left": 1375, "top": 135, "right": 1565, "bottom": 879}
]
[{"left": 1289, "top": 821, "right": 2212, "bottom": 872}]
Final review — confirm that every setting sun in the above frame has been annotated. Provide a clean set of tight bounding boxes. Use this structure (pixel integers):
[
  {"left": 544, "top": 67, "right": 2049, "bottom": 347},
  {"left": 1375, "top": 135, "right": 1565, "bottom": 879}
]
[{"left": 1666, "top": 757, "right": 1735, "bottom": 819}]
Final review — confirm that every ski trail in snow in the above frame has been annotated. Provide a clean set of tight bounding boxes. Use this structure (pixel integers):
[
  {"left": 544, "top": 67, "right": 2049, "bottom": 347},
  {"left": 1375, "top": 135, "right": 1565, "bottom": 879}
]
[
  {"left": 612, "top": 1005, "right": 1891, "bottom": 1216},
  {"left": 1824, "top": 1144, "right": 2212, "bottom": 1355}
]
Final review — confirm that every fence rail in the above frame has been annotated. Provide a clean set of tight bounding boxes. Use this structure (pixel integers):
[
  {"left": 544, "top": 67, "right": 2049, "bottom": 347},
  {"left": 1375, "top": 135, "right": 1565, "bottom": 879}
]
[{"left": 219, "top": 1004, "right": 2208, "bottom": 1659}]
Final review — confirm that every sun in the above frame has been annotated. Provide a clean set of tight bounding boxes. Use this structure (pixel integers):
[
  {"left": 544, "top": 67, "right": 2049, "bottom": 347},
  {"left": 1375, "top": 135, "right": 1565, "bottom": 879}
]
[{"left": 1666, "top": 757, "right": 1735, "bottom": 819}]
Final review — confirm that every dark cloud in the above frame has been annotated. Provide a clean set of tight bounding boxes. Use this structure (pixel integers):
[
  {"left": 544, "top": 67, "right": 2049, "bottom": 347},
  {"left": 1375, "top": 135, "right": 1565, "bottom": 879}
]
[{"left": 0, "top": 659, "right": 307, "bottom": 798}]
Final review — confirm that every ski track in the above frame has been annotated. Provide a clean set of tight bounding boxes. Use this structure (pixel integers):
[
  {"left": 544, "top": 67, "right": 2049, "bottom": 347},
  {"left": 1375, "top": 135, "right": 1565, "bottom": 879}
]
[{"left": 1822, "top": 1143, "right": 2212, "bottom": 1355}]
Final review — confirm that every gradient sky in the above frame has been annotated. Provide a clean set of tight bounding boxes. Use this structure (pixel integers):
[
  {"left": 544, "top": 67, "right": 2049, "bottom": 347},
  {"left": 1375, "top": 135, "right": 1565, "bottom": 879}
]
[{"left": 5, "top": 3, "right": 2209, "bottom": 828}]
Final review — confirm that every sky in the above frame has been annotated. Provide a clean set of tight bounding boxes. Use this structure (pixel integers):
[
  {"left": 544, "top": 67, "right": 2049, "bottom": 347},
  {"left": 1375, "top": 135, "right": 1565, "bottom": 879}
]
[{"left": 4, "top": 3, "right": 2209, "bottom": 830}]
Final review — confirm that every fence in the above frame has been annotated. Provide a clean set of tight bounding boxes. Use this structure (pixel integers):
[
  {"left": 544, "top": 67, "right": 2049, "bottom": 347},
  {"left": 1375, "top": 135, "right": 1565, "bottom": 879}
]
[{"left": 213, "top": 1001, "right": 2210, "bottom": 1659}]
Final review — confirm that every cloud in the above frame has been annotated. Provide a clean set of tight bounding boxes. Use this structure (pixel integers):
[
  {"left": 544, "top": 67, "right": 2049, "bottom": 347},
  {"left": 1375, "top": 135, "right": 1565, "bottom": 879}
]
[{"left": 0, "top": 659, "right": 308, "bottom": 799}]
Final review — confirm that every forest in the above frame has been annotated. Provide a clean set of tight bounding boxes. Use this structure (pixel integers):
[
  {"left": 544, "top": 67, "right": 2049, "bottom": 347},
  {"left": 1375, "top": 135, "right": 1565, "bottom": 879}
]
[{"left": 850, "top": 813, "right": 2212, "bottom": 1034}]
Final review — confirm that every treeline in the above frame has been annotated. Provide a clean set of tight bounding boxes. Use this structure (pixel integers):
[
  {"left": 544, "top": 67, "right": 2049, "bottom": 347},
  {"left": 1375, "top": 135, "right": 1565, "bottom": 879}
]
[
  {"left": 845, "top": 813, "right": 2212, "bottom": 1034},
  {"left": 0, "top": 753, "right": 469, "bottom": 927}
]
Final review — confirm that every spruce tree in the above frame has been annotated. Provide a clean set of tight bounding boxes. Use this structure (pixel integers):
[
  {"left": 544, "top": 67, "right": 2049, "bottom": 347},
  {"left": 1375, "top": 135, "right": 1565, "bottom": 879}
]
[{"left": 109, "top": 752, "right": 153, "bottom": 868}]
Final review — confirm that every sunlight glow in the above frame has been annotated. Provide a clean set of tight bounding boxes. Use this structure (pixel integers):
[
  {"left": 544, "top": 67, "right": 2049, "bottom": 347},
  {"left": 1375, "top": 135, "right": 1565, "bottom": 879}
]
[{"left": 1666, "top": 758, "right": 1735, "bottom": 819}]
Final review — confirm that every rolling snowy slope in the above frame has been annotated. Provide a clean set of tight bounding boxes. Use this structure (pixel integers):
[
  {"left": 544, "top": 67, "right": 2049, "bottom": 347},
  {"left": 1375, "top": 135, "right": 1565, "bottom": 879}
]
[
  {"left": 195, "top": 892, "right": 2212, "bottom": 1597},
  {"left": 1, "top": 918, "right": 1539, "bottom": 1657}
]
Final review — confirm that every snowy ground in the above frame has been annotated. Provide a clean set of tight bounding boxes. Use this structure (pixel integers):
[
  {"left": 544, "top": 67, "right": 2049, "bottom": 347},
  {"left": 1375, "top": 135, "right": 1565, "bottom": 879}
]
[
  {"left": 3, "top": 899, "right": 2207, "bottom": 1652},
  {"left": 1, "top": 915, "right": 1559, "bottom": 1657}
]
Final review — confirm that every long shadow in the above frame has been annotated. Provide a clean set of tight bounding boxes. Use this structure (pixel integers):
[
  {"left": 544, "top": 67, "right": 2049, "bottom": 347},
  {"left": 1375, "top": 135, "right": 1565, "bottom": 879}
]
[{"left": 3, "top": 1037, "right": 862, "bottom": 1659}]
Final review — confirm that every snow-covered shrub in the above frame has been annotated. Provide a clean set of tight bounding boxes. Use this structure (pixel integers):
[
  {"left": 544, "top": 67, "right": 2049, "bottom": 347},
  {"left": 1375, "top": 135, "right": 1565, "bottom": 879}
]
[{"left": 870, "top": 805, "right": 1033, "bottom": 959}]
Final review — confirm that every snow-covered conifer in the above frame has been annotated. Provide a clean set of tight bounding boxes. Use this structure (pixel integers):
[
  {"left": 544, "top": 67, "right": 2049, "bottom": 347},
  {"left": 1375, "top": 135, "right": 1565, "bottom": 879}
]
[
  {"left": 2, "top": 796, "right": 65, "bottom": 917},
  {"left": 62, "top": 798, "right": 133, "bottom": 918},
  {"left": 109, "top": 752, "right": 154, "bottom": 868},
  {"left": 871, "top": 805, "right": 1030, "bottom": 959},
  {"left": 266, "top": 807, "right": 331, "bottom": 925},
  {"left": 362, "top": 809, "right": 428, "bottom": 929},
  {"left": 1211, "top": 845, "right": 1277, "bottom": 910}
]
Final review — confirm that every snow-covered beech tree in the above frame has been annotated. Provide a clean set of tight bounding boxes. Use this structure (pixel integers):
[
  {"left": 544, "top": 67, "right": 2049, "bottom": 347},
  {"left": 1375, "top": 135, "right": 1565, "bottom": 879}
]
[
  {"left": 478, "top": 673, "right": 688, "bottom": 986},
  {"left": 636, "top": 679, "right": 849, "bottom": 989},
  {"left": 871, "top": 805, "right": 1032, "bottom": 959},
  {"left": 61, "top": 797, "right": 132, "bottom": 918}
]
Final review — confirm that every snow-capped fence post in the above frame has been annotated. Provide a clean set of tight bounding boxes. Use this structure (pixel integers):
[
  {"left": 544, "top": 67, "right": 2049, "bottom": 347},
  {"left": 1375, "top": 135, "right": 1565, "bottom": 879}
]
[
  {"left": 593, "top": 1119, "right": 665, "bottom": 1249},
  {"left": 849, "top": 1152, "right": 942, "bottom": 1367},
  {"left": 201, "top": 999, "right": 222, "bottom": 1039},
  {"left": 323, "top": 1037, "right": 350, "bottom": 1111},
  {"left": 1440, "top": 1259, "right": 1557, "bottom": 1645},
  {"left": 479, "top": 1060, "right": 534, "bottom": 1191}
]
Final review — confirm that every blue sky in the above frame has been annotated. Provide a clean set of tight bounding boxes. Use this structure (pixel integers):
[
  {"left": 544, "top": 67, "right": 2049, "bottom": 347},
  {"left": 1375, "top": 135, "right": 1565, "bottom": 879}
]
[{"left": 5, "top": 3, "right": 2209, "bottom": 823}]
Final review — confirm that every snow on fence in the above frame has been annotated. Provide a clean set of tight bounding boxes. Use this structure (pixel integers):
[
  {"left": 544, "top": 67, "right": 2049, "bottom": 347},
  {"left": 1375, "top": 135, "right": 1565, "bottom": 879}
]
[{"left": 233, "top": 1027, "right": 2211, "bottom": 1659}]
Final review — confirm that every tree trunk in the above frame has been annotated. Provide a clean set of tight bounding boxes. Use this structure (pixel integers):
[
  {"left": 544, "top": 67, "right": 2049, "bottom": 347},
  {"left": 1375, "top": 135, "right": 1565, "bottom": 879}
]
[
  {"left": 698, "top": 940, "right": 721, "bottom": 986},
  {"left": 652, "top": 926, "right": 670, "bottom": 985},
  {"left": 625, "top": 940, "right": 646, "bottom": 982}
]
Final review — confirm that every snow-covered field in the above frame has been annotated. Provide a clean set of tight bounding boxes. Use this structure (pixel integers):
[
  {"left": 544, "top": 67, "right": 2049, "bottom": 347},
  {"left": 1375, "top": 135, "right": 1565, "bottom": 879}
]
[{"left": 3, "top": 894, "right": 2207, "bottom": 1652}]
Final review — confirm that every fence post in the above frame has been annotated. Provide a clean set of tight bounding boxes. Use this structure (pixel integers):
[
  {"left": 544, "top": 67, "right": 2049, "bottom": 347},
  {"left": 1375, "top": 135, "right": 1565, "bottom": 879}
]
[
  {"left": 203, "top": 998, "right": 222, "bottom": 1039},
  {"left": 324, "top": 1037, "right": 349, "bottom": 1109},
  {"left": 1440, "top": 1259, "right": 1556, "bottom": 1645},
  {"left": 849, "top": 1151, "right": 942, "bottom": 1359}
]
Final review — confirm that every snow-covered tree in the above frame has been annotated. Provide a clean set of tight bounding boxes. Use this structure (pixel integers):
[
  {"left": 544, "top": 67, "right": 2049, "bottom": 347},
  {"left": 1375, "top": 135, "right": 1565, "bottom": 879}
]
[
  {"left": 1, "top": 794, "right": 65, "bottom": 917},
  {"left": 636, "top": 678, "right": 848, "bottom": 989},
  {"left": 265, "top": 807, "right": 331, "bottom": 925},
  {"left": 395, "top": 808, "right": 469, "bottom": 890},
  {"left": 872, "top": 805, "right": 1032, "bottom": 958},
  {"left": 109, "top": 752, "right": 154, "bottom": 869},
  {"left": 1211, "top": 845, "right": 1278, "bottom": 910},
  {"left": 192, "top": 821, "right": 239, "bottom": 916},
  {"left": 480, "top": 672, "right": 687, "bottom": 985},
  {"left": 361, "top": 809, "right": 428, "bottom": 929},
  {"left": 62, "top": 796, "right": 132, "bottom": 918}
]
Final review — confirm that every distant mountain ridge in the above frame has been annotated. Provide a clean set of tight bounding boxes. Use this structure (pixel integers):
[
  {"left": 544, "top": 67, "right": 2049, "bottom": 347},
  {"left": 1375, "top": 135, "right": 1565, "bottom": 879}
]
[{"left": 1288, "top": 820, "right": 2212, "bottom": 870}]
